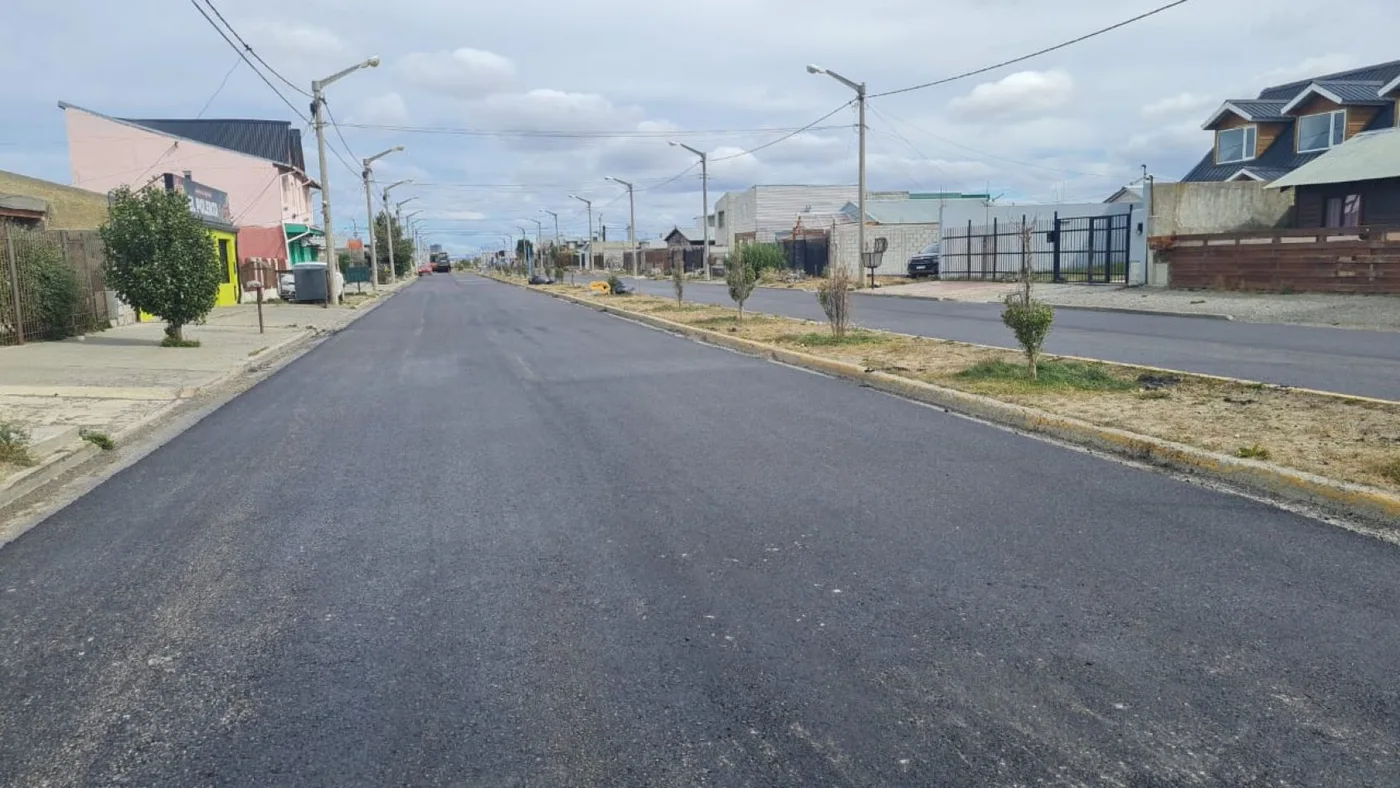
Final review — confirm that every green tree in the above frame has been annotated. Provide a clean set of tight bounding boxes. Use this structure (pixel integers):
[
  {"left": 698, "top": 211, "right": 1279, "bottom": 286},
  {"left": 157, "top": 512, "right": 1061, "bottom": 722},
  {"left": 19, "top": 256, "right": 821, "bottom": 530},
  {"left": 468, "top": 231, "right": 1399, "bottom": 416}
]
[
  {"left": 515, "top": 239, "right": 534, "bottom": 263},
  {"left": 373, "top": 211, "right": 415, "bottom": 277},
  {"left": 725, "top": 254, "right": 757, "bottom": 321},
  {"left": 99, "top": 186, "right": 220, "bottom": 343}
]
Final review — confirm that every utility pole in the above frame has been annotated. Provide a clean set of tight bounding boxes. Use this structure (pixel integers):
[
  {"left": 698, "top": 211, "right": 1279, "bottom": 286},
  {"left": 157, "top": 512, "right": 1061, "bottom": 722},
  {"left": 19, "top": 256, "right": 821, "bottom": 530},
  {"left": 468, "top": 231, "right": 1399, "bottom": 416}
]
[
  {"left": 518, "top": 226, "right": 532, "bottom": 279},
  {"left": 669, "top": 142, "right": 710, "bottom": 279},
  {"left": 310, "top": 55, "right": 381, "bottom": 308},
  {"left": 381, "top": 179, "right": 411, "bottom": 281},
  {"left": 540, "top": 209, "right": 560, "bottom": 266},
  {"left": 808, "top": 64, "right": 865, "bottom": 288},
  {"left": 361, "top": 146, "right": 404, "bottom": 291},
  {"left": 528, "top": 218, "right": 544, "bottom": 276},
  {"left": 606, "top": 177, "right": 638, "bottom": 276},
  {"left": 569, "top": 195, "right": 593, "bottom": 270}
]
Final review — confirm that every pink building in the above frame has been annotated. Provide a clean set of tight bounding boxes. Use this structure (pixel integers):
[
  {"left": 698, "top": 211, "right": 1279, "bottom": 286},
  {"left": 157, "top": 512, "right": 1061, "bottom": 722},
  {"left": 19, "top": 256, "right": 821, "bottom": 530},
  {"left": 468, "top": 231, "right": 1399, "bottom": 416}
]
[{"left": 59, "top": 101, "right": 322, "bottom": 290}]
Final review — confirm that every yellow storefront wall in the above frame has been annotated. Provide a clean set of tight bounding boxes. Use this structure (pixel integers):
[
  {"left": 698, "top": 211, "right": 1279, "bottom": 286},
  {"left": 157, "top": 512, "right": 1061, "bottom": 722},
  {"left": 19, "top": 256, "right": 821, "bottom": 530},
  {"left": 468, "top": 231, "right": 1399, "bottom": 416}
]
[{"left": 139, "top": 230, "right": 241, "bottom": 322}]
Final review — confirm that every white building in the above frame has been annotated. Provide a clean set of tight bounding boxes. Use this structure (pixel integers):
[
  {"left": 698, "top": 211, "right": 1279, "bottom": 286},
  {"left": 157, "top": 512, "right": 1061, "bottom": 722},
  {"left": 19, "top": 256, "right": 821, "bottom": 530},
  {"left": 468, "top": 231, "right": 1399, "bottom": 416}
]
[{"left": 712, "top": 185, "right": 862, "bottom": 248}]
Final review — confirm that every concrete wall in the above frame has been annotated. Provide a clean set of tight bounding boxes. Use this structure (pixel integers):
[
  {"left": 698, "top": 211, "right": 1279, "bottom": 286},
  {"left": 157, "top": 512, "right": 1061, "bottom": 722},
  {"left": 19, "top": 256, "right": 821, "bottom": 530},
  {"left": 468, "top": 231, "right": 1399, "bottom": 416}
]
[
  {"left": 831, "top": 221, "right": 940, "bottom": 276},
  {"left": 1149, "top": 181, "right": 1294, "bottom": 236},
  {"left": 0, "top": 169, "right": 109, "bottom": 230},
  {"left": 63, "top": 107, "right": 291, "bottom": 229}
]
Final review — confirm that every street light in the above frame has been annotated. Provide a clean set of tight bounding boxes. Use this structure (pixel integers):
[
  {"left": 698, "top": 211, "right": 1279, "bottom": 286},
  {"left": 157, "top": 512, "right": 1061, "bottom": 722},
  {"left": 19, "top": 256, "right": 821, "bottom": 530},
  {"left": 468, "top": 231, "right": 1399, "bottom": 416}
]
[
  {"left": 808, "top": 63, "right": 866, "bottom": 287},
  {"left": 540, "top": 209, "right": 560, "bottom": 247},
  {"left": 605, "top": 176, "right": 639, "bottom": 276},
  {"left": 381, "top": 179, "right": 412, "bottom": 279},
  {"left": 404, "top": 211, "right": 423, "bottom": 269},
  {"left": 362, "top": 145, "right": 404, "bottom": 290},
  {"left": 568, "top": 194, "right": 594, "bottom": 270},
  {"left": 525, "top": 218, "right": 545, "bottom": 279},
  {"left": 311, "top": 55, "right": 381, "bottom": 306},
  {"left": 669, "top": 142, "right": 711, "bottom": 280}
]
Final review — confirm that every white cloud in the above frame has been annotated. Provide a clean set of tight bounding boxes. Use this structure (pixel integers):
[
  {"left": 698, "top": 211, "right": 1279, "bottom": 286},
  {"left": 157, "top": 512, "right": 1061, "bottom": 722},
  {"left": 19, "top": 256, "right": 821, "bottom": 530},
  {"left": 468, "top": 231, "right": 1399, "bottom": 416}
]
[
  {"left": 947, "top": 70, "right": 1075, "bottom": 121},
  {"left": 246, "top": 22, "right": 348, "bottom": 61},
  {"left": 1258, "top": 53, "right": 1358, "bottom": 85},
  {"left": 399, "top": 48, "right": 517, "bottom": 99},
  {"left": 1140, "top": 92, "right": 1213, "bottom": 119},
  {"left": 432, "top": 210, "right": 487, "bottom": 221},
  {"left": 1121, "top": 121, "right": 1206, "bottom": 155},
  {"left": 352, "top": 92, "right": 409, "bottom": 126}
]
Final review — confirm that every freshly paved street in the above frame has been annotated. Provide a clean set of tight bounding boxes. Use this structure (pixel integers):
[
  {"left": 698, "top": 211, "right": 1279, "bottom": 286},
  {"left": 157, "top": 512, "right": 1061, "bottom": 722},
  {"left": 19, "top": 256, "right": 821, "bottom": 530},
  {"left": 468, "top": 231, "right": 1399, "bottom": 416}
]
[
  {"left": 622, "top": 278, "right": 1400, "bottom": 400},
  {"left": 2, "top": 274, "right": 1399, "bottom": 786}
]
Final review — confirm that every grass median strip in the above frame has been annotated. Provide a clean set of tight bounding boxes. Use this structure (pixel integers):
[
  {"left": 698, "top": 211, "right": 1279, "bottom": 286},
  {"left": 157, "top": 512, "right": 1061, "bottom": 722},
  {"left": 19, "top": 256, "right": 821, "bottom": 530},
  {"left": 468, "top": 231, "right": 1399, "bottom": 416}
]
[{"left": 513, "top": 278, "right": 1400, "bottom": 497}]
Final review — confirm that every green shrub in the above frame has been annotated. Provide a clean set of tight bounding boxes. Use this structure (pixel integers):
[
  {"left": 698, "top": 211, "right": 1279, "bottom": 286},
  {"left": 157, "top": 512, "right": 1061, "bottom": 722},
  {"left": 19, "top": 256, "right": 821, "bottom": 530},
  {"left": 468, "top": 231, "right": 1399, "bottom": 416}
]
[
  {"left": 726, "top": 256, "right": 757, "bottom": 319},
  {"left": 0, "top": 235, "right": 84, "bottom": 341},
  {"left": 0, "top": 422, "right": 35, "bottom": 466},
  {"left": 606, "top": 274, "right": 624, "bottom": 295},
  {"left": 1001, "top": 293, "right": 1055, "bottom": 380}
]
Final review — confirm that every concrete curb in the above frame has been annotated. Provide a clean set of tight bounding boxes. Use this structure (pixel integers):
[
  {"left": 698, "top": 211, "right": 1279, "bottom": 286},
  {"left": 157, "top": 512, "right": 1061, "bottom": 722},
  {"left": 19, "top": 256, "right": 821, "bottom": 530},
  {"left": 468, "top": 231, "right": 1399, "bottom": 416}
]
[
  {"left": 859, "top": 289, "right": 1236, "bottom": 321},
  {"left": 504, "top": 280, "right": 1400, "bottom": 527},
  {"left": 0, "top": 281, "right": 411, "bottom": 526}
]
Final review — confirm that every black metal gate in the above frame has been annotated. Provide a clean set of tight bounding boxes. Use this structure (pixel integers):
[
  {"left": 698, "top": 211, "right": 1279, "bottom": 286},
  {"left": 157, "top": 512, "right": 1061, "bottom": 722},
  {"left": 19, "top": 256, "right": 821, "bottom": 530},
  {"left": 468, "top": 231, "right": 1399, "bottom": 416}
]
[
  {"left": 781, "top": 236, "right": 829, "bottom": 277},
  {"left": 939, "top": 209, "right": 1132, "bottom": 284}
]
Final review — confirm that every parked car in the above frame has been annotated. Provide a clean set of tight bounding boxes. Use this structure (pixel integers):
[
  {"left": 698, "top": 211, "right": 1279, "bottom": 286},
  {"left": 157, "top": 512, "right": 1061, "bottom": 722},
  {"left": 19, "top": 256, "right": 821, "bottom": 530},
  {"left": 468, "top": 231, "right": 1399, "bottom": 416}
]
[
  {"left": 907, "top": 241, "right": 940, "bottom": 278},
  {"left": 278, "top": 272, "right": 296, "bottom": 301},
  {"left": 417, "top": 264, "right": 433, "bottom": 276}
]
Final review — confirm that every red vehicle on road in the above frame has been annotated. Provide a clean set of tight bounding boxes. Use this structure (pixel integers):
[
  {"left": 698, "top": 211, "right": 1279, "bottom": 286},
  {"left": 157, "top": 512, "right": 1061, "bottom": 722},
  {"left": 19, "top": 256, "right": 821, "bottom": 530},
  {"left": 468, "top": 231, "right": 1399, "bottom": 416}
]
[{"left": 417, "top": 264, "right": 433, "bottom": 276}]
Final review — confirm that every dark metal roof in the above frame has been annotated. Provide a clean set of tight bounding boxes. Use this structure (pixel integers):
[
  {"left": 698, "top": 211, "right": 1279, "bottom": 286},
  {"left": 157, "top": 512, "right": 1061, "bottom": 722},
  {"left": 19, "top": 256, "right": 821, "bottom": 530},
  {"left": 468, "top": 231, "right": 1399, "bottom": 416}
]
[
  {"left": 1229, "top": 166, "right": 1293, "bottom": 182},
  {"left": 1257, "top": 59, "right": 1400, "bottom": 100},
  {"left": 1311, "top": 80, "right": 1390, "bottom": 105},
  {"left": 1183, "top": 61, "right": 1400, "bottom": 182},
  {"left": 1230, "top": 100, "right": 1289, "bottom": 122},
  {"left": 116, "top": 117, "right": 307, "bottom": 171}
]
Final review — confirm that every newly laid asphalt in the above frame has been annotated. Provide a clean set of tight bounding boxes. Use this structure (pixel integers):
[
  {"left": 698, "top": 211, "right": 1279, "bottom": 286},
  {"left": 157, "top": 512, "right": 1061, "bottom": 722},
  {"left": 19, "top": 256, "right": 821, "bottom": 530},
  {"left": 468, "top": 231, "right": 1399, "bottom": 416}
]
[
  {"left": 2, "top": 273, "right": 1398, "bottom": 786},
  {"left": 620, "top": 277, "right": 1400, "bottom": 400}
]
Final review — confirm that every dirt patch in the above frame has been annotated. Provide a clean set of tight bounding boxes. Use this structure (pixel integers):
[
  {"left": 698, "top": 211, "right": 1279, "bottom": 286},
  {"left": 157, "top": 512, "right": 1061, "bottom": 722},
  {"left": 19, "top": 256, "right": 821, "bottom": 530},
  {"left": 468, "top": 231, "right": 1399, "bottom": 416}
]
[{"left": 546, "top": 284, "right": 1400, "bottom": 493}]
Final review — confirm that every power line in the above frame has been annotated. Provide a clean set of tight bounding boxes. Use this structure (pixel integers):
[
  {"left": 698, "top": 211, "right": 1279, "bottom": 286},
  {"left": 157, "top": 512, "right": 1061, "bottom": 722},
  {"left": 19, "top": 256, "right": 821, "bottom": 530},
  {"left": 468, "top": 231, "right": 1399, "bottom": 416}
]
[
  {"left": 869, "top": 0, "right": 1193, "bottom": 99},
  {"left": 711, "top": 102, "right": 855, "bottom": 162},
  {"left": 198, "top": 0, "right": 312, "bottom": 97},
  {"left": 196, "top": 57, "right": 242, "bottom": 119},
  {"left": 637, "top": 163, "right": 698, "bottom": 192},
  {"left": 188, "top": 0, "right": 309, "bottom": 123},
  {"left": 320, "top": 98, "right": 364, "bottom": 178},
  {"left": 335, "top": 122, "right": 849, "bottom": 139}
]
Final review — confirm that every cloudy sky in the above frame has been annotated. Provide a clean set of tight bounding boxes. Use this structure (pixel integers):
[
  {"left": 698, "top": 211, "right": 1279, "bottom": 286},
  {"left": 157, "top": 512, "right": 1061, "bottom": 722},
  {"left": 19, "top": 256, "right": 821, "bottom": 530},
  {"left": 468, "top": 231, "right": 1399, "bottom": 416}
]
[{"left": 3, "top": 0, "right": 1397, "bottom": 254}]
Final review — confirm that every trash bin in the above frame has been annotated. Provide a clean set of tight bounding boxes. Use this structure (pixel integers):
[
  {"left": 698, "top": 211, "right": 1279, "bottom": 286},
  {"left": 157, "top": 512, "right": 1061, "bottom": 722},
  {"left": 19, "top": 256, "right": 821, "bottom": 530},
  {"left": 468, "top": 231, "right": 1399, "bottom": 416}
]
[{"left": 291, "top": 262, "right": 328, "bottom": 303}]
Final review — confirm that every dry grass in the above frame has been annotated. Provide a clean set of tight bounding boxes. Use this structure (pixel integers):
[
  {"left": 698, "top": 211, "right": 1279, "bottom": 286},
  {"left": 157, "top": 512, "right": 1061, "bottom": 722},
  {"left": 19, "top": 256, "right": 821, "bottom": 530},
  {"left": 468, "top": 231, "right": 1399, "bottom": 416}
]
[
  {"left": 543, "top": 284, "right": 1400, "bottom": 493},
  {"left": 756, "top": 274, "right": 909, "bottom": 291}
]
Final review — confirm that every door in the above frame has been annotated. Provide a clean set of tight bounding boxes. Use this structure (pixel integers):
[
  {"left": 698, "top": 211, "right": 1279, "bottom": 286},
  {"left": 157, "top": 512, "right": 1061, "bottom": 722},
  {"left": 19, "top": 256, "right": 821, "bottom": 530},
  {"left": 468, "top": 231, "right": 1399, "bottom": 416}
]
[{"left": 213, "top": 232, "right": 240, "bottom": 306}]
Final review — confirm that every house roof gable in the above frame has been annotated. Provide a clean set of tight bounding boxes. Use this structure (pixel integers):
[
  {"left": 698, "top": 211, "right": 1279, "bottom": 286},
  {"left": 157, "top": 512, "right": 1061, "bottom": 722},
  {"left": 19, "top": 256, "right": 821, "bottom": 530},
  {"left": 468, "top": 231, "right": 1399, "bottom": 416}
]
[
  {"left": 1201, "top": 100, "right": 1288, "bottom": 129},
  {"left": 1280, "top": 80, "right": 1389, "bottom": 114},
  {"left": 59, "top": 101, "right": 307, "bottom": 173}
]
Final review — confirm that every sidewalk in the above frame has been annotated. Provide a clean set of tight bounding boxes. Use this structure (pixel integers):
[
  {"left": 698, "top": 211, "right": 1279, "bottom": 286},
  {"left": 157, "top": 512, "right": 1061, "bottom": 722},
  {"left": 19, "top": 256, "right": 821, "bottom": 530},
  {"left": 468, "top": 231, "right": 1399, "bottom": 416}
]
[
  {"left": 0, "top": 280, "right": 410, "bottom": 506},
  {"left": 867, "top": 280, "right": 1400, "bottom": 330}
]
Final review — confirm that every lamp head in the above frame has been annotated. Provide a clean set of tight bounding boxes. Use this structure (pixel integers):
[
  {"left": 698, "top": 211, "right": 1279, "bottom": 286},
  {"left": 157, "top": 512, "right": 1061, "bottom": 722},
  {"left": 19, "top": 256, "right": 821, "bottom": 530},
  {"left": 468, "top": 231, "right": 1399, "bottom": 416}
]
[
  {"left": 806, "top": 64, "right": 825, "bottom": 75},
  {"left": 366, "top": 56, "right": 381, "bottom": 68}
]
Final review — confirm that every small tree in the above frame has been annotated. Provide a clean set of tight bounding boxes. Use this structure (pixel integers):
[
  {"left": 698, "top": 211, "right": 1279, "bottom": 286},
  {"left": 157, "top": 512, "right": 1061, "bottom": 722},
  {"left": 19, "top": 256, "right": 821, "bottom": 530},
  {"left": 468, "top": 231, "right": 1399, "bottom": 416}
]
[
  {"left": 815, "top": 264, "right": 852, "bottom": 338},
  {"left": 100, "top": 185, "right": 220, "bottom": 343},
  {"left": 1000, "top": 221, "right": 1054, "bottom": 379},
  {"left": 671, "top": 256, "right": 685, "bottom": 305},
  {"left": 373, "top": 211, "right": 415, "bottom": 277},
  {"left": 726, "top": 254, "right": 757, "bottom": 321}
]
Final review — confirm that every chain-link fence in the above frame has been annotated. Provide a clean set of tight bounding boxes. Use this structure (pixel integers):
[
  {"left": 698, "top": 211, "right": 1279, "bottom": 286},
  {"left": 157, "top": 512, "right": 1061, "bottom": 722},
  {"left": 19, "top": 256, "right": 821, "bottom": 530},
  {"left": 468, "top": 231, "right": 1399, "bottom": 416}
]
[{"left": 0, "top": 224, "right": 111, "bottom": 346}]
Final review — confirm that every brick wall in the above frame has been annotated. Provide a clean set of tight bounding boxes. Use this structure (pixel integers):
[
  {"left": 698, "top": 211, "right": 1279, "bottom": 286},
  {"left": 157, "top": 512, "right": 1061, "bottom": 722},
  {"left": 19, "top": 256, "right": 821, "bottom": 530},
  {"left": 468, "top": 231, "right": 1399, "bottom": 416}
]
[{"left": 1162, "top": 227, "right": 1400, "bottom": 293}]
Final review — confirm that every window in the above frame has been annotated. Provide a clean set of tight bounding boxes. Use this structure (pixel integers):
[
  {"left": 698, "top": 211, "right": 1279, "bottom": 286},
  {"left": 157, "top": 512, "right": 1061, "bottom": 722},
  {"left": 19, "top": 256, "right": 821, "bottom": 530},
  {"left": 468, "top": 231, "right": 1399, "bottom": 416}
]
[
  {"left": 1216, "top": 126, "right": 1256, "bottom": 163},
  {"left": 1324, "top": 194, "right": 1363, "bottom": 228},
  {"left": 1298, "top": 110, "right": 1346, "bottom": 153}
]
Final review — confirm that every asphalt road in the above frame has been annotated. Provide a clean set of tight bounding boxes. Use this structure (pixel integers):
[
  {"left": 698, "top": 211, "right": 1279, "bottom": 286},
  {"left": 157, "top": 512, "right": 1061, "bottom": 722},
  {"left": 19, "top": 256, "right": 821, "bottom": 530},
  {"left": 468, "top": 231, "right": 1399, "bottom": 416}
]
[
  {"left": 2, "top": 273, "right": 1399, "bottom": 786},
  {"left": 620, "top": 278, "right": 1400, "bottom": 400}
]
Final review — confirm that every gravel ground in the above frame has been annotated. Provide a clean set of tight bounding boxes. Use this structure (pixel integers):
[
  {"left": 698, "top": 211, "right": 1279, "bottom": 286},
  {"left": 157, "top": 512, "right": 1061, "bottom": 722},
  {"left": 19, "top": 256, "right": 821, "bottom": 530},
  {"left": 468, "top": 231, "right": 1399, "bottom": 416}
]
[{"left": 871, "top": 281, "right": 1400, "bottom": 330}]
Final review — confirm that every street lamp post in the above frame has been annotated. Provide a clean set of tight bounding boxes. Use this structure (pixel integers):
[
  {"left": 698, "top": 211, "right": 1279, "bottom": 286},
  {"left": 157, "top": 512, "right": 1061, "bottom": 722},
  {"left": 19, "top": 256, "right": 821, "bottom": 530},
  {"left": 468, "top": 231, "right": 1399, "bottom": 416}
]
[
  {"left": 568, "top": 195, "right": 593, "bottom": 270},
  {"left": 668, "top": 142, "right": 710, "bottom": 280},
  {"left": 808, "top": 64, "right": 866, "bottom": 287},
  {"left": 517, "top": 226, "right": 532, "bottom": 278},
  {"left": 395, "top": 197, "right": 419, "bottom": 277},
  {"left": 362, "top": 146, "right": 404, "bottom": 290},
  {"left": 606, "top": 177, "right": 638, "bottom": 276},
  {"left": 527, "top": 218, "right": 544, "bottom": 277},
  {"left": 404, "top": 210, "right": 422, "bottom": 271},
  {"left": 311, "top": 55, "right": 381, "bottom": 307},
  {"left": 540, "top": 208, "right": 560, "bottom": 250},
  {"left": 382, "top": 179, "right": 412, "bottom": 280}
]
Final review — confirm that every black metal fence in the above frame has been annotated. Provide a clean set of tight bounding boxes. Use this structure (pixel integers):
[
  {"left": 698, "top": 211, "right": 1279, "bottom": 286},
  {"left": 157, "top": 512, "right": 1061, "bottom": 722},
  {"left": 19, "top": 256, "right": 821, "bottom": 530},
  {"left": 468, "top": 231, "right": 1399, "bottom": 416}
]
[
  {"left": 939, "top": 211, "right": 1132, "bottom": 283},
  {"left": 781, "top": 236, "right": 829, "bottom": 276}
]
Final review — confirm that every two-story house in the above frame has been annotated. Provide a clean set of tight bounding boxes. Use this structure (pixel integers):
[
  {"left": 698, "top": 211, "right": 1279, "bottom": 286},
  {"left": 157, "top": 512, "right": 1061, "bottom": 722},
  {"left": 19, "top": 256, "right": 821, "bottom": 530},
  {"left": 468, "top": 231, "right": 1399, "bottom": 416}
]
[
  {"left": 59, "top": 102, "right": 321, "bottom": 287},
  {"left": 1183, "top": 60, "right": 1400, "bottom": 183}
]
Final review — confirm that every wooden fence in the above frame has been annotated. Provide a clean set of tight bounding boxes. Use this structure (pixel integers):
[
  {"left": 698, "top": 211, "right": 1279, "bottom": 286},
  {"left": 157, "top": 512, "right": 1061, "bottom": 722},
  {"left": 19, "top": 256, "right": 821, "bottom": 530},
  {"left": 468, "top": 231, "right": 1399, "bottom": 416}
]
[
  {"left": 0, "top": 224, "right": 111, "bottom": 345},
  {"left": 1159, "top": 227, "right": 1400, "bottom": 293}
]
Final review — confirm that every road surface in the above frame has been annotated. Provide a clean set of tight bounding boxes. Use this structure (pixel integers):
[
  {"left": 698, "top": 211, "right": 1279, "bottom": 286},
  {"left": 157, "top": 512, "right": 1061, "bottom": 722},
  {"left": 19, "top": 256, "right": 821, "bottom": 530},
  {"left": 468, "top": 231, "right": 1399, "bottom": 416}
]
[
  {"left": 620, "top": 278, "right": 1400, "bottom": 400},
  {"left": 2, "top": 274, "right": 1397, "bottom": 786}
]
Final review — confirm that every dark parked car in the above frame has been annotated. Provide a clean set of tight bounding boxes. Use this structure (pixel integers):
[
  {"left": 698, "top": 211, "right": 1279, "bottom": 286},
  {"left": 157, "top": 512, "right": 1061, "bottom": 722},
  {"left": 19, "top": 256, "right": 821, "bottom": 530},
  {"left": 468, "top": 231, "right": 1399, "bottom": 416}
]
[{"left": 907, "top": 241, "right": 940, "bottom": 278}]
